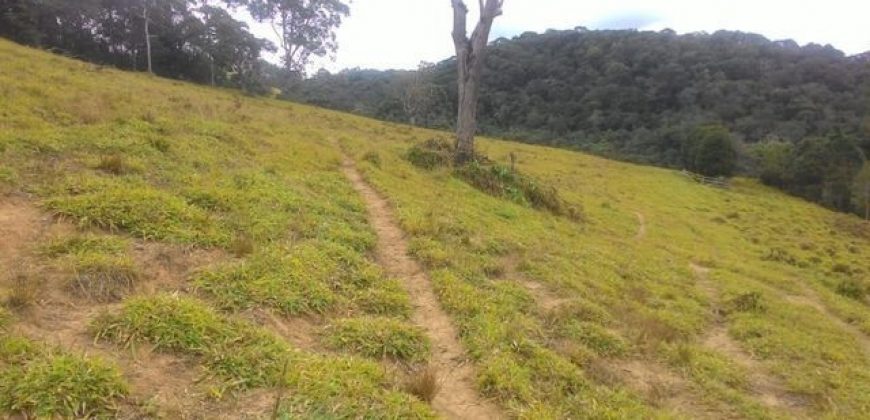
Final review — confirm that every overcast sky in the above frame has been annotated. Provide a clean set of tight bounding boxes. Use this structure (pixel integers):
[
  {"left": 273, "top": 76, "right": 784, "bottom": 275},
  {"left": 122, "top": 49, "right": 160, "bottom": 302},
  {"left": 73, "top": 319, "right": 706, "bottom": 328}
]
[{"left": 241, "top": 0, "right": 870, "bottom": 73}]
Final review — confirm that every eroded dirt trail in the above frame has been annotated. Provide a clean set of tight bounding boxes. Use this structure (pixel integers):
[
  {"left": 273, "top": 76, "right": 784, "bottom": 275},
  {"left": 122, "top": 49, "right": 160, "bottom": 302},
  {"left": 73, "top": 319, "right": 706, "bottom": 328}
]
[{"left": 340, "top": 157, "right": 502, "bottom": 419}]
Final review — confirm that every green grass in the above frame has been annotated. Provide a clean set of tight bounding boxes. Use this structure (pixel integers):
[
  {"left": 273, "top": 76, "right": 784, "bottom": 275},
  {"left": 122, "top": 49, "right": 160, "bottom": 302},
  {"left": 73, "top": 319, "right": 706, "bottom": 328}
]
[
  {"left": 322, "top": 317, "right": 431, "bottom": 362},
  {"left": 195, "top": 240, "right": 411, "bottom": 317},
  {"left": 92, "top": 294, "right": 435, "bottom": 417},
  {"left": 339, "top": 123, "right": 870, "bottom": 417},
  {"left": 0, "top": 336, "right": 128, "bottom": 418},
  {"left": 41, "top": 233, "right": 130, "bottom": 257}
]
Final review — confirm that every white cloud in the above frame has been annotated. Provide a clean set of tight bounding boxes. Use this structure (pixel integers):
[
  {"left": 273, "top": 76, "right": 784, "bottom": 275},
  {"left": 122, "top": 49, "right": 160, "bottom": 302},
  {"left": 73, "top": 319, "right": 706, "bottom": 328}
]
[{"left": 242, "top": 0, "right": 870, "bottom": 72}]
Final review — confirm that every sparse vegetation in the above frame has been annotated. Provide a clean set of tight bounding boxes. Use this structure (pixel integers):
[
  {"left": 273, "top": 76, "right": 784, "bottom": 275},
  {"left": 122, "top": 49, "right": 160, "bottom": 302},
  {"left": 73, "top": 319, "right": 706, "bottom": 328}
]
[{"left": 92, "top": 295, "right": 434, "bottom": 417}]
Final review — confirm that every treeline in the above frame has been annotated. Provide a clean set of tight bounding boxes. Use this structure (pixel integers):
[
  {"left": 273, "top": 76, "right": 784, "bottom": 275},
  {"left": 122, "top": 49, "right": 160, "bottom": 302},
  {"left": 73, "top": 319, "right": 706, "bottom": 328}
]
[
  {"left": 0, "top": 0, "right": 289, "bottom": 92},
  {"left": 286, "top": 29, "right": 870, "bottom": 217}
]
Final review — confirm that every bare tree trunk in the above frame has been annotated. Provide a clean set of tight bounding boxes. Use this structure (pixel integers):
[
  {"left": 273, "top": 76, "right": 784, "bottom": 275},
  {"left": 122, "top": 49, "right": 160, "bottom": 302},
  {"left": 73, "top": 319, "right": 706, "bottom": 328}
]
[
  {"left": 143, "top": 2, "right": 153, "bottom": 74},
  {"left": 451, "top": 0, "right": 502, "bottom": 164}
]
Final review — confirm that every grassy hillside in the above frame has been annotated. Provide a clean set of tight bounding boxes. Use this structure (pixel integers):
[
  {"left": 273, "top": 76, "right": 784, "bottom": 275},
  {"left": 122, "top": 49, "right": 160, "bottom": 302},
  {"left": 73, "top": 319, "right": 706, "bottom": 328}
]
[{"left": 1, "top": 38, "right": 869, "bottom": 419}]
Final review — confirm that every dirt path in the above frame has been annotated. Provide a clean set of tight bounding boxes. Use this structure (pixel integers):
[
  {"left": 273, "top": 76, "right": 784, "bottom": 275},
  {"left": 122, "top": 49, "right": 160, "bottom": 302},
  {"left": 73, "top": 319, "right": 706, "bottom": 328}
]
[
  {"left": 340, "top": 157, "right": 502, "bottom": 419},
  {"left": 689, "top": 263, "right": 805, "bottom": 413},
  {"left": 635, "top": 212, "right": 647, "bottom": 239}
]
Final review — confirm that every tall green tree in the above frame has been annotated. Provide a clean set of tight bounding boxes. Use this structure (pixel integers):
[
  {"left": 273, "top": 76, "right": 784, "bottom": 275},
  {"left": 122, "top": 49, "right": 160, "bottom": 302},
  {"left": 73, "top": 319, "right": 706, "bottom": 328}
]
[
  {"left": 234, "top": 0, "right": 349, "bottom": 74},
  {"left": 682, "top": 124, "right": 737, "bottom": 177}
]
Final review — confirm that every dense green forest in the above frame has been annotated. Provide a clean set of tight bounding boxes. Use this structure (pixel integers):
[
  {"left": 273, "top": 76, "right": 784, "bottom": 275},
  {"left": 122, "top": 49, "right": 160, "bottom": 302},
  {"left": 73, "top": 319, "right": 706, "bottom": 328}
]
[{"left": 286, "top": 29, "right": 870, "bottom": 217}]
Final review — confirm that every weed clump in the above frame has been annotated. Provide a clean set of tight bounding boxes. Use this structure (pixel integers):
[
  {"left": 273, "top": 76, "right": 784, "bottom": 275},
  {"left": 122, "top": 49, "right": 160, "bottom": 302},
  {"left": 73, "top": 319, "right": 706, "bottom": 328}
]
[
  {"left": 835, "top": 278, "right": 867, "bottom": 301},
  {"left": 725, "top": 292, "right": 766, "bottom": 313},
  {"left": 69, "top": 255, "right": 139, "bottom": 302},
  {"left": 4, "top": 270, "right": 41, "bottom": 310},
  {"left": 95, "top": 154, "right": 131, "bottom": 175},
  {"left": 0, "top": 336, "right": 128, "bottom": 418},
  {"left": 229, "top": 233, "right": 255, "bottom": 257},
  {"left": 323, "top": 317, "right": 431, "bottom": 362},
  {"left": 362, "top": 151, "right": 382, "bottom": 168}
]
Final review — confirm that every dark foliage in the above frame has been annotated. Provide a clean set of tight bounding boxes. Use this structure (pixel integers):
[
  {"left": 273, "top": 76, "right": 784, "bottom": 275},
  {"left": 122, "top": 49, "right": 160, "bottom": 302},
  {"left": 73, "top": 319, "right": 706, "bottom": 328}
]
[
  {"left": 681, "top": 124, "right": 737, "bottom": 177},
  {"left": 1, "top": 0, "right": 275, "bottom": 92}
]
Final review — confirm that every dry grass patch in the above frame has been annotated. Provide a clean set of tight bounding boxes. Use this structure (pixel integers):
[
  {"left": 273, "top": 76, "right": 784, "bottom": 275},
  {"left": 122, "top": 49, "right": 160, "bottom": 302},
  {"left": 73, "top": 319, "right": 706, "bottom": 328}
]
[{"left": 403, "top": 364, "right": 441, "bottom": 403}]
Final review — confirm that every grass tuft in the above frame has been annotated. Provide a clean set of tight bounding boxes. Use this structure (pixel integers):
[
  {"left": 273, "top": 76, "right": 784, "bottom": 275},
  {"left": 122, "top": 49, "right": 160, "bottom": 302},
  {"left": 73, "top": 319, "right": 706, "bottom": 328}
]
[
  {"left": 403, "top": 364, "right": 441, "bottom": 403},
  {"left": 69, "top": 254, "right": 139, "bottom": 302},
  {"left": 46, "top": 181, "right": 228, "bottom": 246},
  {"left": 0, "top": 336, "right": 128, "bottom": 418},
  {"left": 322, "top": 317, "right": 431, "bottom": 362},
  {"left": 95, "top": 154, "right": 132, "bottom": 175},
  {"left": 4, "top": 270, "right": 41, "bottom": 310},
  {"left": 362, "top": 151, "right": 382, "bottom": 168}
]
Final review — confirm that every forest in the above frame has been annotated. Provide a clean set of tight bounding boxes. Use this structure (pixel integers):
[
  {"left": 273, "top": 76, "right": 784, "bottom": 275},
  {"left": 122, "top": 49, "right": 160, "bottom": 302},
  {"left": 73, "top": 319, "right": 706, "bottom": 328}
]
[{"left": 1, "top": 2, "right": 869, "bottom": 217}]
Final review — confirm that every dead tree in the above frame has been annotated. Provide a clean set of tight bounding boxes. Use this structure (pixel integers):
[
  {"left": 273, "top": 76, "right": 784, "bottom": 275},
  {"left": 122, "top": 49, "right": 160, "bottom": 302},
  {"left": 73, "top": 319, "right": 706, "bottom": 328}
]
[
  {"left": 451, "top": 0, "right": 503, "bottom": 164},
  {"left": 143, "top": 0, "right": 153, "bottom": 74}
]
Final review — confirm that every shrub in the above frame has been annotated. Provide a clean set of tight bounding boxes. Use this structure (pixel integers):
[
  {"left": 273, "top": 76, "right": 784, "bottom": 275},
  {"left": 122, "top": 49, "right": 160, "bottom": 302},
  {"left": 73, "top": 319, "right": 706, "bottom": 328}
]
[
  {"left": 454, "top": 161, "right": 582, "bottom": 220},
  {"left": 681, "top": 124, "right": 737, "bottom": 177},
  {"left": 322, "top": 317, "right": 431, "bottom": 362},
  {"left": 406, "top": 138, "right": 453, "bottom": 169}
]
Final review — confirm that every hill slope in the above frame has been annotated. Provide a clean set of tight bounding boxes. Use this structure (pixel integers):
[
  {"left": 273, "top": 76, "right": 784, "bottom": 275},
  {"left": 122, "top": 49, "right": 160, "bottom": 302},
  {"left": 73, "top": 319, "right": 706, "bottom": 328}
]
[{"left": 2, "top": 39, "right": 870, "bottom": 419}]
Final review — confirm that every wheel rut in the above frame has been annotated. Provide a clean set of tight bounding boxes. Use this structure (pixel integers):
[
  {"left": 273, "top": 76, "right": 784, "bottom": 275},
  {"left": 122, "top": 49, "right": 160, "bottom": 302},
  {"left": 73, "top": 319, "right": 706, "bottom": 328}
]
[
  {"left": 689, "top": 263, "right": 806, "bottom": 414},
  {"left": 340, "top": 156, "right": 502, "bottom": 419}
]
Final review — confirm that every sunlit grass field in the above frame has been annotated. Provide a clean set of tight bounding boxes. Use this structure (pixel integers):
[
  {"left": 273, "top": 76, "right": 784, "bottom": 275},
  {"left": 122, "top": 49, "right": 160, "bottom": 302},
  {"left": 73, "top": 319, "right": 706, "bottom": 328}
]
[{"left": 1, "top": 38, "right": 869, "bottom": 418}]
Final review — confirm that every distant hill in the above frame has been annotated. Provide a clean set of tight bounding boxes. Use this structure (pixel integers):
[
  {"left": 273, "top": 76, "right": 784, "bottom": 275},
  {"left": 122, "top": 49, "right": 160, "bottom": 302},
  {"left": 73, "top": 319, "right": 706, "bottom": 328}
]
[
  {"left": 851, "top": 51, "right": 870, "bottom": 63},
  {"left": 289, "top": 29, "right": 869, "bottom": 161},
  {"left": 286, "top": 28, "right": 870, "bottom": 215}
]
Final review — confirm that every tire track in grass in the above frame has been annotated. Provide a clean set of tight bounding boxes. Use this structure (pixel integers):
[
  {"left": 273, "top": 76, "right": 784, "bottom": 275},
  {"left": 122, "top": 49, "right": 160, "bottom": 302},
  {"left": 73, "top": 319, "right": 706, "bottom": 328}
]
[
  {"left": 340, "top": 155, "right": 503, "bottom": 420},
  {"left": 689, "top": 263, "right": 807, "bottom": 414}
]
